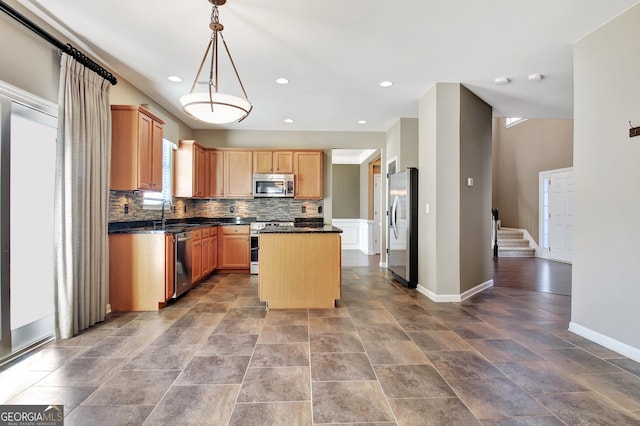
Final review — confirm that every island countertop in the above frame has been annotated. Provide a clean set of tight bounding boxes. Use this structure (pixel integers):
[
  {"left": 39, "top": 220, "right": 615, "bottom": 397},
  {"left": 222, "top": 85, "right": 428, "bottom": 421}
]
[{"left": 258, "top": 225, "right": 342, "bottom": 234}]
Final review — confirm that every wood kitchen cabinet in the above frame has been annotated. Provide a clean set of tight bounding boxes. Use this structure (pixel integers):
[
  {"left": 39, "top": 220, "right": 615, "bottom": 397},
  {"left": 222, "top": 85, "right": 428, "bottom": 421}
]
[
  {"left": 224, "top": 150, "right": 253, "bottom": 198},
  {"left": 206, "top": 150, "right": 224, "bottom": 198},
  {"left": 253, "top": 150, "right": 293, "bottom": 174},
  {"left": 110, "top": 105, "right": 165, "bottom": 192},
  {"left": 175, "top": 140, "right": 206, "bottom": 198},
  {"left": 218, "top": 225, "right": 250, "bottom": 270},
  {"left": 109, "top": 233, "right": 174, "bottom": 311},
  {"left": 191, "top": 228, "right": 202, "bottom": 284},
  {"left": 210, "top": 228, "right": 218, "bottom": 271},
  {"left": 293, "top": 150, "right": 323, "bottom": 199},
  {"left": 202, "top": 227, "right": 212, "bottom": 275}
]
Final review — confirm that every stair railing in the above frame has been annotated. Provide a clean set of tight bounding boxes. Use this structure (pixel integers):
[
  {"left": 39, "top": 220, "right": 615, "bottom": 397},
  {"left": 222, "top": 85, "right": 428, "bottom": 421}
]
[{"left": 492, "top": 208, "right": 499, "bottom": 257}]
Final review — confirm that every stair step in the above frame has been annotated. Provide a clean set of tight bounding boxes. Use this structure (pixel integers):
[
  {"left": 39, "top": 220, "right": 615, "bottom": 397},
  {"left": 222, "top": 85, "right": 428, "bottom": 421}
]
[
  {"left": 498, "top": 229, "right": 524, "bottom": 239},
  {"left": 498, "top": 239, "right": 530, "bottom": 248},
  {"left": 498, "top": 247, "right": 535, "bottom": 257}
]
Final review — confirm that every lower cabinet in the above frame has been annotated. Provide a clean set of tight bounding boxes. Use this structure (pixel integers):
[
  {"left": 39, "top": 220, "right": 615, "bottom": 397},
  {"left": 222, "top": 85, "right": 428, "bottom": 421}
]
[
  {"left": 218, "top": 225, "right": 250, "bottom": 270},
  {"left": 109, "top": 233, "right": 174, "bottom": 311},
  {"left": 192, "top": 226, "right": 218, "bottom": 285},
  {"left": 192, "top": 229, "right": 202, "bottom": 284}
]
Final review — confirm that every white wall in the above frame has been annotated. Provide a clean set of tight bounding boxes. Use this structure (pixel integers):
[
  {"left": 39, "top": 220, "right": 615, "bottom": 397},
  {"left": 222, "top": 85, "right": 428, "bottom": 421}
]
[{"left": 572, "top": 3, "right": 640, "bottom": 358}]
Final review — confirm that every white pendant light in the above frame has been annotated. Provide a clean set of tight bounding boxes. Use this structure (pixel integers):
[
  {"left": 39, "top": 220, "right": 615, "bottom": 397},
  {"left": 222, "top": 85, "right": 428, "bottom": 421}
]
[{"left": 180, "top": 0, "right": 252, "bottom": 124}]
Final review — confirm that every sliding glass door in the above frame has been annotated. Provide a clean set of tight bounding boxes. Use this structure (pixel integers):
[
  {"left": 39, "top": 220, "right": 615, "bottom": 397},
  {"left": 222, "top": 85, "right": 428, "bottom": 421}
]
[{"left": 0, "top": 84, "right": 57, "bottom": 363}]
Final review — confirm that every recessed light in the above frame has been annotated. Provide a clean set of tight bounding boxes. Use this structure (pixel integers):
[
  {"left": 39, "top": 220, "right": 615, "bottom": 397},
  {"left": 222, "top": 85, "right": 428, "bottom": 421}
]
[
  {"left": 358, "top": 120, "right": 367, "bottom": 124},
  {"left": 284, "top": 118, "right": 294, "bottom": 124},
  {"left": 494, "top": 76, "right": 511, "bottom": 85},
  {"left": 528, "top": 73, "right": 543, "bottom": 82},
  {"left": 379, "top": 81, "right": 393, "bottom": 87},
  {"left": 168, "top": 76, "right": 182, "bottom": 83},
  {"left": 276, "top": 78, "right": 289, "bottom": 85}
]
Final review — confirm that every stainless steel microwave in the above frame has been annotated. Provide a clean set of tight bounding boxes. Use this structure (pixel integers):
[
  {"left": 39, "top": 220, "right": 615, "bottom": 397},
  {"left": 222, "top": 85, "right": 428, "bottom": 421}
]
[{"left": 252, "top": 173, "right": 295, "bottom": 198}]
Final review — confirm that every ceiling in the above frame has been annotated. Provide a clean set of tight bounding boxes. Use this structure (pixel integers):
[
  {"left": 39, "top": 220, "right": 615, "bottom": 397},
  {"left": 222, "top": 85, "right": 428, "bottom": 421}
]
[{"left": 16, "top": 0, "right": 640, "bottom": 132}]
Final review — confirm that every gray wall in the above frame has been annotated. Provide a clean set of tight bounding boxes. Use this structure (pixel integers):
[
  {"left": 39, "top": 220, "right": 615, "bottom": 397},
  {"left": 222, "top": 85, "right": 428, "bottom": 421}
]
[
  {"left": 492, "top": 118, "right": 573, "bottom": 242},
  {"left": 332, "top": 164, "right": 360, "bottom": 218},
  {"left": 459, "top": 86, "right": 493, "bottom": 294},
  {"left": 573, "top": 3, "right": 640, "bottom": 353}
]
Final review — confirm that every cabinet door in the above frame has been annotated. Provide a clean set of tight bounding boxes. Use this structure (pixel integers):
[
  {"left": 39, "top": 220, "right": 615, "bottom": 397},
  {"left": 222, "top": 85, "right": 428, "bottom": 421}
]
[
  {"left": 210, "top": 235, "right": 218, "bottom": 271},
  {"left": 224, "top": 150, "right": 253, "bottom": 198},
  {"left": 137, "top": 113, "right": 154, "bottom": 190},
  {"left": 294, "top": 151, "right": 323, "bottom": 199},
  {"left": 220, "top": 235, "right": 250, "bottom": 268},
  {"left": 202, "top": 237, "right": 211, "bottom": 275},
  {"left": 194, "top": 145, "right": 205, "bottom": 197},
  {"left": 206, "top": 150, "right": 224, "bottom": 197},
  {"left": 192, "top": 240, "right": 202, "bottom": 284},
  {"left": 151, "top": 120, "right": 164, "bottom": 192},
  {"left": 273, "top": 151, "right": 293, "bottom": 173},
  {"left": 253, "top": 151, "right": 273, "bottom": 173}
]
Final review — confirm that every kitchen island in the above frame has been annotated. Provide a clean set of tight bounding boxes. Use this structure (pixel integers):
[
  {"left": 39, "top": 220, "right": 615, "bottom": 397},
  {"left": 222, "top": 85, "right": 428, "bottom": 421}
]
[{"left": 258, "top": 225, "right": 342, "bottom": 309}]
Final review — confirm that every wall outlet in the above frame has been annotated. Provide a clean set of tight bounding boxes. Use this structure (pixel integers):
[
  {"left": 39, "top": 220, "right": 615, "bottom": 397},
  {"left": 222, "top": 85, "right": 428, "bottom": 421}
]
[
  {"left": 318, "top": 205, "right": 323, "bottom": 213},
  {"left": 630, "top": 127, "right": 640, "bottom": 138},
  {"left": 302, "top": 206, "right": 306, "bottom": 213},
  {"left": 124, "top": 203, "right": 129, "bottom": 214},
  {"left": 183, "top": 205, "right": 187, "bottom": 213},
  {"left": 230, "top": 206, "right": 235, "bottom": 213}
]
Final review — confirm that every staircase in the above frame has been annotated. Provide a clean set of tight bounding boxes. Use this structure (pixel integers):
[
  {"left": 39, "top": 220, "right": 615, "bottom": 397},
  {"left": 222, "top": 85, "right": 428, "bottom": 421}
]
[{"left": 496, "top": 227, "right": 536, "bottom": 257}]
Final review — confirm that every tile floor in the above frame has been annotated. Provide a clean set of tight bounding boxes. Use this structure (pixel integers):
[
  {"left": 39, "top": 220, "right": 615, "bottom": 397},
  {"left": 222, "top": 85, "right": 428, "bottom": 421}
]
[{"left": 1, "top": 256, "right": 640, "bottom": 425}]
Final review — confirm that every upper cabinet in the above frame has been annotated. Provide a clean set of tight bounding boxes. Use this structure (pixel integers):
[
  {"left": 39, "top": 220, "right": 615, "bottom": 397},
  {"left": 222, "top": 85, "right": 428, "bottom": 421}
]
[
  {"left": 253, "top": 150, "right": 293, "bottom": 174},
  {"left": 175, "top": 140, "right": 206, "bottom": 198},
  {"left": 174, "top": 147, "right": 323, "bottom": 199},
  {"left": 206, "top": 150, "right": 224, "bottom": 198},
  {"left": 110, "top": 105, "right": 165, "bottom": 192},
  {"left": 293, "top": 150, "right": 323, "bottom": 199},
  {"left": 224, "top": 150, "right": 253, "bottom": 198}
]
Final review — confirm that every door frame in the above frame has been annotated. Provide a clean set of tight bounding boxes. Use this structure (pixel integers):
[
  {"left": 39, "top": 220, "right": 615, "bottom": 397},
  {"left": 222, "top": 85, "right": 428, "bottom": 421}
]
[
  {"left": 538, "top": 166, "right": 574, "bottom": 263},
  {"left": 0, "top": 81, "right": 57, "bottom": 363}
]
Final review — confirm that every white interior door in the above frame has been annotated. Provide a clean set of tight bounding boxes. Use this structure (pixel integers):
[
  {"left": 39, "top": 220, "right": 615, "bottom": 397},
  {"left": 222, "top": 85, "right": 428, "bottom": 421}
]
[
  {"left": 373, "top": 174, "right": 381, "bottom": 254},
  {"left": 548, "top": 168, "right": 574, "bottom": 263}
]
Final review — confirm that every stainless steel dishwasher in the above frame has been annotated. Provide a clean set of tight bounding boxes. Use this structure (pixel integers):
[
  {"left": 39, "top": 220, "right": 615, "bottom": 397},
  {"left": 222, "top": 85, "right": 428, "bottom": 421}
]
[{"left": 173, "top": 231, "right": 193, "bottom": 298}]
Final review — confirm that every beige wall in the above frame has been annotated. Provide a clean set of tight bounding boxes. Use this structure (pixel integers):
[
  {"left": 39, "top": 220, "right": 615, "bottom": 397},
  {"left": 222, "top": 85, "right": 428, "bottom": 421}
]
[
  {"left": 332, "top": 164, "right": 360, "bottom": 218},
  {"left": 492, "top": 118, "right": 573, "bottom": 242},
  {"left": 573, "top": 3, "right": 640, "bottom": 353},
  {"left": 0, "top": 1, "right": 59, "bottom": 103}
]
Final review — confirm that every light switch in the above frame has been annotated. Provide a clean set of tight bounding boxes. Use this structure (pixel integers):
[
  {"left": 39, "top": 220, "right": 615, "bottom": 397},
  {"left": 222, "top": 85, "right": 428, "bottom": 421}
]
[
  {"left": 467, "top": 177, "right": 474, "bottom": 187},
  {"left": 425, "top": 203, "right": 430, "bottom": 214}
]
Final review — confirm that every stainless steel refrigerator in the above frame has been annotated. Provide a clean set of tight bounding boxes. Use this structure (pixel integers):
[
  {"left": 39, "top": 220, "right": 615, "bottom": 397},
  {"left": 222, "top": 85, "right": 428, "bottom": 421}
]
[{"left": 388, "top": 167, "right": 418, "bottom": 288}]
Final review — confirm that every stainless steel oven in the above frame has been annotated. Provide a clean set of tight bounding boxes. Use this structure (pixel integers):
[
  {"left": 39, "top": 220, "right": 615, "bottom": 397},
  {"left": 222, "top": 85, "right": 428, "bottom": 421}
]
[
  {"left": 250, "top": 223, "right": 262, "bottom": 274},
  {"left": 249, "top": 221, "right": 294, "bottom": 274}
]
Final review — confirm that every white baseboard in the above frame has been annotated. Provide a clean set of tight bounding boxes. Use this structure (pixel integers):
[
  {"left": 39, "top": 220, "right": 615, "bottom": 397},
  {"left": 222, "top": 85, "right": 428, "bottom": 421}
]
[
  {"left": 416, "top": 279, "right": 493, "bottom": 303},
  {"left": 568, "top": 322, "right": 640, "bottom": 363}
]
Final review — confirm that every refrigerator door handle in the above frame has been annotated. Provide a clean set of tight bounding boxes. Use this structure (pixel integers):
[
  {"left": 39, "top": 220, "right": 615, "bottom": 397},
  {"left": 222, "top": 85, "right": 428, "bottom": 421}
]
[{"left": 391, "top": 195, "right": 399, "bottom": 239}]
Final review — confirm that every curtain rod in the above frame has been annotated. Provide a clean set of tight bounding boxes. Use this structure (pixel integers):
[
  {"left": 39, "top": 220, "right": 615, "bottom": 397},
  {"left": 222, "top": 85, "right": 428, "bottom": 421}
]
[{"left": 0, "top": 0, "right": 117, "bottom": 85}]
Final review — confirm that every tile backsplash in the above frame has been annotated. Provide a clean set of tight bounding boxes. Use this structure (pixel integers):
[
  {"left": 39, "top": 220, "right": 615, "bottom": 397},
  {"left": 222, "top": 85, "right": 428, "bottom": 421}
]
[{"left": 109, "top": 191, "right": 323, "bottom": 223}]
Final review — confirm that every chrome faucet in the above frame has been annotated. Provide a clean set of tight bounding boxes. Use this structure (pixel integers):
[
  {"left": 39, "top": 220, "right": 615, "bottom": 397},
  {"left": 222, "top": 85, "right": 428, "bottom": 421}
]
[{"left": 160, "top": 199, "right": 173, "bottom": 229}]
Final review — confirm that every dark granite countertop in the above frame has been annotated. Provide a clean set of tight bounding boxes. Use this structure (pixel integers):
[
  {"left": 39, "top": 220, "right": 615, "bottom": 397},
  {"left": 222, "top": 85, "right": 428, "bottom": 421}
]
[{"left": 108, "top": 217, "right": 255, "bottom": 234}]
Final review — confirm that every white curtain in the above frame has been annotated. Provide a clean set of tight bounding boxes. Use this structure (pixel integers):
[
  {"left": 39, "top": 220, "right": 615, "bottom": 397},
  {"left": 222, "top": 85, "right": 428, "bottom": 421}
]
[{"left": 54, "top": 53, "right": 111, "bottom": 339}]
